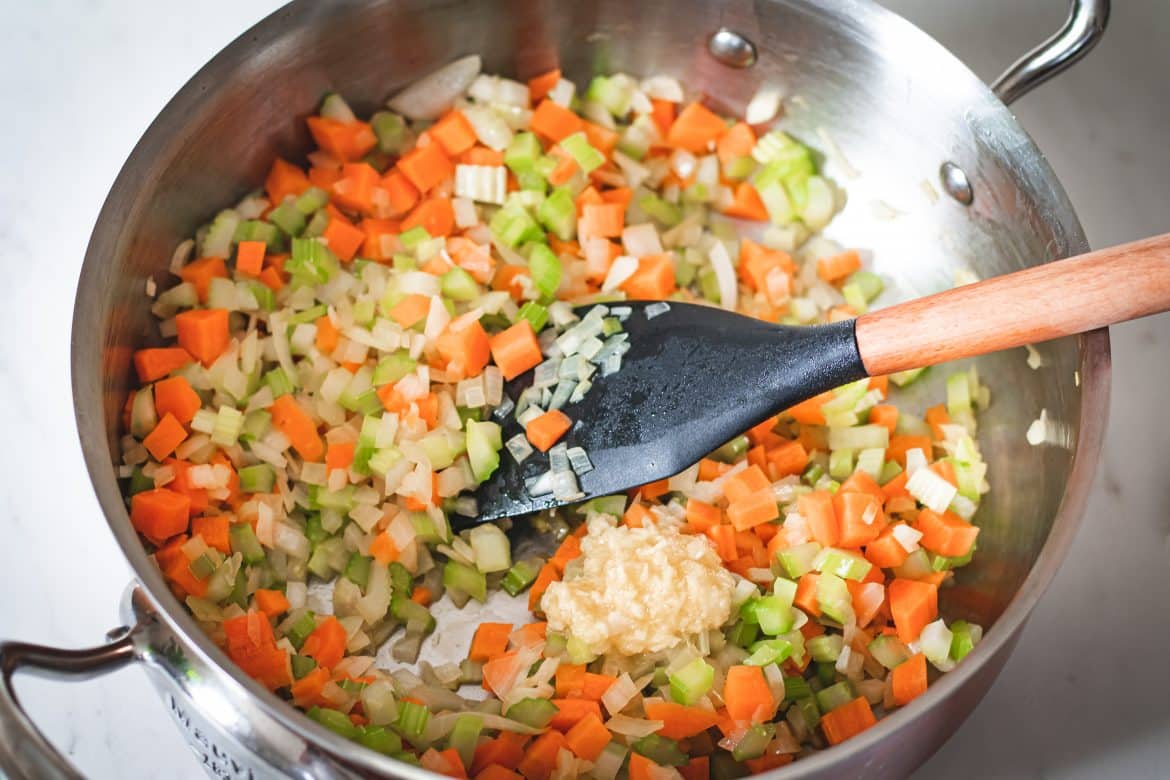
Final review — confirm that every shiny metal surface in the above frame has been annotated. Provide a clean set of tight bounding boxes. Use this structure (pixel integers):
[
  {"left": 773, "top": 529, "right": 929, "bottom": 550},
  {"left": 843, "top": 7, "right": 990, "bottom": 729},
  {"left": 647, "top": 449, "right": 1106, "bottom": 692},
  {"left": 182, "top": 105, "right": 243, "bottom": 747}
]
[
  {"left": 707, "top": 28, "right": 759, "bottom": 68},
  {"left": 26, "top": 0, "right": 1109, "bottom": 777},
  {"left": 990, "top": 0, "right": 1111, "bottom": 105}
]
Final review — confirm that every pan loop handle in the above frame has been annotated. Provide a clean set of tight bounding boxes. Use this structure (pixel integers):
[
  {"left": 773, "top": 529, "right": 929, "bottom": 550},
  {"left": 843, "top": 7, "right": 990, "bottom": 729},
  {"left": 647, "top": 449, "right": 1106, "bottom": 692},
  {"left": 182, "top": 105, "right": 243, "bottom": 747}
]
[
  {"left": 0, "top": 626, "right": 141, "bottom": 780},
  {"left": 991, "top": 0, "right": 1110, "bottom": 105}
]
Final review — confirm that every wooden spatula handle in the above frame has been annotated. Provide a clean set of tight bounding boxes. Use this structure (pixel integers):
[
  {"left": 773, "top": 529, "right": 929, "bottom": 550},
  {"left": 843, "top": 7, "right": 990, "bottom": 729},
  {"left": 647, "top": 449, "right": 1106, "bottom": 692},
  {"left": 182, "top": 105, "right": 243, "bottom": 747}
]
[{"left": 854, "top": 233, "right": 1170, "bottom": 376}]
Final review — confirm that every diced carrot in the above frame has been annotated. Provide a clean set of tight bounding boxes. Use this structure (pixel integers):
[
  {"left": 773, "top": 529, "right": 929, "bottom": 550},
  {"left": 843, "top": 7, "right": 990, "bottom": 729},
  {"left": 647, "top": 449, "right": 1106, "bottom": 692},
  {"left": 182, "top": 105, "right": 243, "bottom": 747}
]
[
  {"left": 554, "top": 663, "right": 586, "bottom": 698},
  {"left": 309, "top": 165, "right": 343, "bottom": 191},
  {"left": 623, "top": 502, "right": 653, "bottom": 529},
  {"left": 932, "top": 459, "right": 958, "bottom": 487},
  {"left": 525, "top": 409, "right": 572, "bottom": 452},
  {"left": 488, "top": 320, "right": 543, "bottom": 381},
  {"left": 134, "top": 347, "right": 192, "bottom": 383},
  {"left": 301, "top": 615, "right": 347, "bottom": 669},
  {"left": 925, "top": 404, "right": 951, "bottom": 440},
  {"left": 887, "top": 578, "right": 938, "bottom": 644},
  {"left": 403, "top": 197, "right": 455, "bottom": 237},
  {"left": 528, "top": 564, "right": 560, "bottom": 612},
  {"left": 698, "top": 458, "right": 730, "bottom": 481},
  {"left": 628, "top": 753, "right": 661, "bottom": 780},
  {"left": 643, "top": 699, "right": 722, "bottom": 739},
  {"left": 638, "top": 478, "right": 670, "bottom": 501},
  {"left": 723, "top": 182, "right": 769, "bottom": 221},
  {"left": 425, "top": 748, "right": 469, "bottom": 779},
  {"left": 816, "top": 250, "right": 862, "bottom": 284},
  {"left": 291, "top": 666, "right": 331, "bottom": 708},
  {"left": 835, "top": 491, "right": 886, "bottom": 547},
  {"left": 143, "top": 413, "right": 188, "bottom": 461},
  {"left": 222, "top": 610, "right": 291, "bottom": 690},
  {"left": 312, "top": 315, "right": 339, "bottom": 355},
  {"left": 621, "top": 253, "right": 676, "bottom": 299},
  {"left": 563, "top": 712, "right": 610, "bottom": 761},
  {"left": 436, "top": 319, "right": 492, "bottom": 379},
  {"left": 265, "top": 158, "right": 310, "bottom": 204},
  {"left": 257, "top": 266, "right": 284, "bottom": 291},
  {"left": 477, "top": 765, "right": 523, "bottom": 780},
  {"left": 306, "top": 116, "right": 376, "bottom": 162},
  {"left": 472, "top": 732, "right": 530, "bottom": 774},
  {"left": 516, "top": 730, "right": 565, "bottom": 780},
  {"left": 510, "top": 622, "right": 548, "bottom": 650},
  {"left": 322, "top": 214, "right": 365, "bottom": 262},
  {"left": 685, "top": 498, "right": 722, "bottom": 531},
  {"left": 325, "top": 441, "right": 355, "bottom": 473},
  {"left": 716, "top": 122, "right": 756, "bottom": 165},
  {"left": 398, "top": 142, "right": 454, "bottom": 192},
  {"left": 738, "top": 238, "right": 795, "bottom": 292},
  {"left": 794, "top": 572, "right": 822, "bottom": 616},
  {"left": 331, "top": 161, "right": 381, "bottom": 214},
  {"left": 679, "top": 756, "right": 710, "bottom": 780},
  {"left": 798, "top": 491, "right": 839, "bottom": 547},
  {"left": 175, "top": 309, "right": 230, "bottom": 366},
  {"left": 492, "top": 264, "right": 530, "bottom": 302},
  {"left": 431, "top": 110, "right": 479, "bottom": 156},
  {"left": 649, "top": 99, "right": 675, "bottom": 137},
  {"left": 579, "top": 203, "right": 625, "bottom": 238},
  {"left": 527, "top": 69, "right": 561, "bottom": 102},
  {"left": 870, "top": 403, "right": 899, "bottom": 433},
  {"left": 410, "top": 586, "right": 433, "bottom": 607},
  {"left": 581, "top": 673, "right": 616, "bottom": 701},
  {"left": 881, "top": 470, "right": 911, "bottom": 503},
  {"left": 599, "top": 185, "right": 632, "bottom": 210},
  {"left": 388, "top": 293, "right": 432, "bottom": 328},
  {"left": 469, "top": 622, "right": 514, "bottom": 662},
  {"left": 891, "top": 652, "right": 928, "bottom": 707},
  {"left": 131, "top": 488, "right": 190, "bottom": 545},
  {"left": 820, "top": 696, "right": 877, "bottom": 745},
  {"left": 583, "top": 122, "right": 620, "bottom": 156},
  {"left": 847, "top": 580, "right": 886, "bottom": 627},
  {"left": 179, "top": 256, "right": 229, "bottom": 304},
  {"left": 254, "top": 588, "right": 290, "bottom": 617},
  {"left": 767, "top": 440, "right": 809, "bottom": 480},
  {"left": 544, "top": 148, "right": 578, "bottom": 186},
  {"left": 382, "top": 169, "right": 420, "bottom": 216},
  {"left": 727, "top": 490, "right": 781, "bottom": 531},
  {"left": 547, "top": 699, "right": 601, "bottom": 732},
  {"left": 462, "top": 146, "right": 506, "bottom": 166},
  {"left": 269, "top": 394, "right": 324, "bottom": 462},
  {"left": 886, "top": 435, "right": 933, "bottom": 467},
  {"left": 915, "top": 509, "right": 980, "bottom": 558},
  {"left": 707, "top": 524, "right": 738, "bottom": 561},
  {"left": 191, "top": 515, "right": 230, "bottom": 555},
  {"left": 723, "top": 465, "right": 770, "bottom": 503},
  {"left": 868, "top": 374, "right": 890, "bottom": 398},
  {"left": 529, "top": 100, "right": 584, "bottom": 143},
  {"left": 151, "top": 376, "right": 200, "bottom": 425},
  {"left": 864, "top": 523, "right": 911, "bottom": 569},
  {"left": 785, "top": 389, "right": 833, "bottom": 425},
  {"left": 236, "top": 240, "right": 266, "bottom": 277},
  {"left": 723, "top": 665, "right": 777, "bottom": 723},
  {"left": 667, "top": 102, "right": 728, "bottom": 152},
  {"left": 550, "top": 535, "right": 582, "bottom": 574}
]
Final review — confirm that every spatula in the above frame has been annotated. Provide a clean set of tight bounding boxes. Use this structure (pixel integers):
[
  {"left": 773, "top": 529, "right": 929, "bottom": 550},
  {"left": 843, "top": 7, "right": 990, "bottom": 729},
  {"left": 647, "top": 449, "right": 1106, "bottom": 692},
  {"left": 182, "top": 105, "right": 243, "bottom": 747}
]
[{"left": 467, "top": 233, "right": 1170, "bottom": 523}]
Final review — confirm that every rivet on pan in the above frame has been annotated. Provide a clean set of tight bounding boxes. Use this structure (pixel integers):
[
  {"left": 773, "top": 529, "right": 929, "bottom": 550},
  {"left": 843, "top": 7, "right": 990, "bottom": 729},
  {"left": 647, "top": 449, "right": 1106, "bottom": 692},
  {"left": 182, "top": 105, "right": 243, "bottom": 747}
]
[
  {"left": 105, "top": 625, "right": 131, "bottom": 642},
  {"left": 708, "top": 29, "right": 758, "bottom": 68},
  {"left": 940, "top": 161, "right": 974, "bottom": 205}
]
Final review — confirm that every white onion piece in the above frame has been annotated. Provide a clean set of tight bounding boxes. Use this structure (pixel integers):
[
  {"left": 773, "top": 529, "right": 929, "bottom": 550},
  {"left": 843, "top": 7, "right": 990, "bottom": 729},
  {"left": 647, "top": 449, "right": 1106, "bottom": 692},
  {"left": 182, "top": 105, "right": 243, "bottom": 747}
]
[
  {"left": 707, "top": 241, "right": 738, "bottom": 311},
  {"left": 387, "top": 55, "right": 481, "bottom": 120},
  {"left": 601, "top": 255, "right": 638, "bottom": 292}
]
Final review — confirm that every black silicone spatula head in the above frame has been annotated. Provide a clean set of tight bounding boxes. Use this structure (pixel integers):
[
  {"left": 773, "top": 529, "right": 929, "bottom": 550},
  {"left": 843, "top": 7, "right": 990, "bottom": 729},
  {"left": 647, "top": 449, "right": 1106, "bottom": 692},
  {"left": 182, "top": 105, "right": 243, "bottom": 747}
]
[{"left": 466, "top": 300, "right": 867, "bottom": 523}]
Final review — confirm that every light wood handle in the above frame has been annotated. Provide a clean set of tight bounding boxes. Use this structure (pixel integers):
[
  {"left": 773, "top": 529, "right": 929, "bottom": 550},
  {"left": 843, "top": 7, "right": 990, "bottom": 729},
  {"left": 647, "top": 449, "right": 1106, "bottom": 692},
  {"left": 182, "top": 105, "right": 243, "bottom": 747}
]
[{"left": 855, "top": 233, "right": 1170, "bottom": 376}]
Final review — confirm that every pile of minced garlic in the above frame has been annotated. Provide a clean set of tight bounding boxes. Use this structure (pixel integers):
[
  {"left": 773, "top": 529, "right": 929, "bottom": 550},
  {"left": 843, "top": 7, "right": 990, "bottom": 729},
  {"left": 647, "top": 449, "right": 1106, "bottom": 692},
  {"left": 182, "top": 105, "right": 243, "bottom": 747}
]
[{"left": 542, "top": 515, "right": 736, "bottom": 656}]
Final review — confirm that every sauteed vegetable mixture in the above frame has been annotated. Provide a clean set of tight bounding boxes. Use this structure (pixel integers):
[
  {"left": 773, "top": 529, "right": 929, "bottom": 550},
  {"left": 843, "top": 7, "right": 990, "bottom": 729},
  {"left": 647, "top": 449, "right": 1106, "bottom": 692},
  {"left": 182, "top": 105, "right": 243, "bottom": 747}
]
[{"left": 120, "top": 61, "right": 989, "bottom": 777}]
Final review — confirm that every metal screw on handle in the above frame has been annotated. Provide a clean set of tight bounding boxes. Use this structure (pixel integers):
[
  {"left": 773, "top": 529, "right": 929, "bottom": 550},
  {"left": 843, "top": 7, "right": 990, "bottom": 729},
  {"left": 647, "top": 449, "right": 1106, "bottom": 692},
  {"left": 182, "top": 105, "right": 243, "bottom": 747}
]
[
  {"left": 0, "top": 629, "right": 141, "bottom": 780},
  {"left": 991, "top": 0, "right": 1111, "bottom": 105}
]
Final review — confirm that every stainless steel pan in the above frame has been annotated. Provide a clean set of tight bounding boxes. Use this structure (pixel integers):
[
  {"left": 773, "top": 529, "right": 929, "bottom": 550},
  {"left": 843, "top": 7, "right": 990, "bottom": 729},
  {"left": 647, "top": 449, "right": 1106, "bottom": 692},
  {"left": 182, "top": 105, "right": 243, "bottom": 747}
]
[{"left": 0, "top": 0, "right": 1110, "bottom": 777}]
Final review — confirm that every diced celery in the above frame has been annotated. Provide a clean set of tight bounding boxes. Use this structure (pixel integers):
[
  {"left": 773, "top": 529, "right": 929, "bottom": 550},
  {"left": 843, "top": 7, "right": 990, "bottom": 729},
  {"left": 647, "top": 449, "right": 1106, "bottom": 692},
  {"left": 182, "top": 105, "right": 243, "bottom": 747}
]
[
  {"left": 490, "top": 205, "right": 543, "bottom": 248},
  {"left": 868, "top": 635, "right": 912, "bottom": 670},
  {"left": 890, "top": 366, "right": 928, "bottom": 387},
  {"left": 447, "top": 714, "right": 483, "bottom": 768},
  {"left": 560, "top": 132, "right": 605, "bottom": 173},
  {"left": 848, "top": 270, "right": 884, "bottom": 301},
  {"left": 793, "top": 696, "right": 821, "bottom": 730},
  {"left": 466, "top": 420, "right": 503, "bottom": 483},
  {"left": 294, "top": 186, "right": 329, "bottom": 215},
  {"left": 813, "top": 548, "right": 872, "bottom": 581},
  {"left": 637, "top": 194, "right": 682, "bottom": 227},
  {"left": 234, "top": 219, "right": 281, "bottom": 249},
  {"left": 726, "top": 620, "right": 759, "bottom": 648},
  {"left": 399, "top": 225, "right": 430, "bottom": 250},
  {"left": 842, "top": 282, "right": 868, "bottom": 314},
  {"left": 946, "top": 371, "right": 973, "bottom": 418},
  {"left": 468, "top": 524, "right": 511, "bottom": 573},
  {"left": 359, "top": 725, "right": 403, "bottom": 756},
  {"left": 515, "top": 301, "right": 549, "bottom": 332},
  {"left": 816, "top": 572, "right": 854, "bottom": 624},
  {"left": 576, "top": 494, "right": 627, "bottom": 517},
  {"left": 373, "top": 351, "right": 417, "bottom": 385},
  {"left": 631, "top": 734, "right": 688, "bottom": 767},
  {"left": 566, "top": 637, "right": 595, "bottom": 665},
  {"left": 698, "top": 267, "right": 721, "bottom": 303},
  {"left": 828, "top": 424, "right": 889, "bottom": 451},
  {"left": 879, "top": 459, "right": 903, "bottom": 485},
  {"left": 504, "top": 698, "right": 558, "bottom": 728},
  {"left": 807, "top": 634, "right": 844, "bottom": 664},
  {"left": 286, "top": 238, "right": 338, "bottom": 286},
  {"left": 783, "top": 675, "right": 812, "bottom": 702},
  {"left": 285, "top": 611, "right": 318, "bottom": 650},
  {"left": 238, "top": 463, "right": 275, "bottom": 493},
  {"left": 527, "top": 243, "right": 562, "bottom": 300},
  {"left": 777, "top": 542, "right": 821, "bottom": 579},
  {"left": 730, "top": 724, "right": 775, "bottom": 761},
  {"left": 501, "top": 557, "right": 543, "bottom": 596},
  {"left": 127, "top": 466, "right": 153, "bottom": 496},
  {"left": 441, "top": 267, "right": 480, "bottom": 301},
  {"left": 815, "top": 680, "right": 854, "bottom": 713},
  {"left": 753, "top": 595, "right": 795, "bottom": 636},
  {"left": 230, "top": 523, "right": 266, "bottom": 564},
  {"left": 668, "top": 657, "right": 714, "bottom": 705},
  {"left": 443, "top": 560, "right": 487, "bottom": 602},
  {"left": 395, "top": 701, "right": 430, "bottom": 742},
  {"left": 371, "top": 111, "right": 410, "bottom": 154},
  {"left": 291, "top": 654, "right": 318, "bottom": 680},
  {"left": 949, "top": 620, "right": 981, "bottom": 661},
  {"left": 711, "top": 434, "right": 749, "bottom": 463},
  {"left": 201, "top": 209, "right": 241, "bottom": 257},
  {"left": 269, "top": 201, "right": 306, "bottom": 236},
  {"left": 829, "top": 447, "right": 854, "bottom": 480},
  {"left": 745, "top": 638, "right": 793, "bottom": 666},
  {"left": 344, "top": 553, "right": 373, "bottom": 589},
  {"left": 504, "top": 132, "right": 543, "bottom": 174},
  {"left": 211, "top": 406, "right": 244, "bottom": 447},
  {"left": 308, "top": 706, "right": 360, "bottom": 739},
  {"left": 537, "top": 186, "right": 576, "bottom": 241}
]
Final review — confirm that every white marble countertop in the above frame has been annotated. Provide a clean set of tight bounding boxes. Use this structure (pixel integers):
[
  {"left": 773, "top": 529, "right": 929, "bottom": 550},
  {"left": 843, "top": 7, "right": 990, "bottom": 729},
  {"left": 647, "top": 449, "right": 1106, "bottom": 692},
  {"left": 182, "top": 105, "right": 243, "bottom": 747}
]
[{"left": 2, "top": 1, "right": 1168, "bottom": 777}]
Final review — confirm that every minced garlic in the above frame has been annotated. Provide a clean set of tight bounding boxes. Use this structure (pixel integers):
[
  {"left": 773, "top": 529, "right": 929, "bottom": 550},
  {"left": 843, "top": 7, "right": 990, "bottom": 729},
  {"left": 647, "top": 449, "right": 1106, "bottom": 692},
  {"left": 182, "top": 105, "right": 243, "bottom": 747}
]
[{"left": 541, "top": 515, "right": 735, "bottom": 656}]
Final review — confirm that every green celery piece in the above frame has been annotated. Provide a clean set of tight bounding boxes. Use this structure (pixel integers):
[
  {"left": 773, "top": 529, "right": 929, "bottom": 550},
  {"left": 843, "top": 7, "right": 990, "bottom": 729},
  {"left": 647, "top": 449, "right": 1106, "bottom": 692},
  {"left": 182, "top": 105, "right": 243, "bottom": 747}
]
[
  {"left": 777, "top": 542, "right": 821, "bottom": 579},
  {"left": 847, "top": 270, "right": 884, "bottom": 301},
  {"left": 537, "top": 187, "right": 576, "bottom": 241},
  {"left": 815, "top": 680, "right": 855, "bottom": 713},
  {"left": 726, "top": 619, "right": 759, "bottom": 648},
  {"left": 631, "top": 734, "right": 688, "bottom": 767},
  {"left": 504, "top": 132, "right": 543, "bottom": 174},
  {"left": 294, "top": 187, "right": 329, "bottom": 214},
  {"left": 307, "top": 706, "right": 360, "bottom": 739},
  {"left": 668, "top": 658, "right": 714, "bottom": 705},
  {"left": 285, "top": 611, "right": 318, "bottom": 650},
  {"left": 359, "top": 725, "right": 403, "bottom": 756},
  {"left": 373, "top": 351, "right": 417, "bottom": 385},
  {"left": 807, "top": 634, "right": 844, "bottom": 663},
  {"left": 527, "top": 243, "right": 562, "bottom": 299},
  {"left": 269, "top": 201, "right": 306, "bottom": 237},
  {"left": 711, "top": 434, "right": 749, "bottom": 463},
  {"left": 127, "top": 467, "right": 153, "bottom": 496},
  {"left": 515, "top": 301, "right": 549, "bottom": 332},
  {"left": 794, "top": 696, "right": 821, "bottom": 730},
  {"left": 783, "top": 675, "right": 811, "bottom": 702},
  {"left": 504, "top": 698, "right": 558, "bottom": 728},
  {"left": 466, "top": 420, "right": 503, "bottom": 483},
  {"left": 234, "top": 219, "right": 281, "bottom": 249},
  {"left": 560, "top": 132, "right": 605, "bottom": 173},
  {"left": 890, "top": 366, "right": 928, "bottom": 387},
  {"left": 443, "top": 560, "right": 487, "bottom": 602},
  {"left": 345, "top": 553, "right": 373, "bottom": 589},
  {"left": 447, "top": 715, "right": 483, "bottom": 768},
  {"left": 638, "top": 194, "right": 682, "bottom": 227},
  {"left": 576, "top": 495, "right": 627, "bottom": 517},
  {"left": 400, "top": 226, "right": 431, "bottom": 250},
  {"left": 753, "top": 595, "right": 795, "bottom": 636},
  {"left": 490, "top": 205, "right": 543, "bottom": 248},
  {"left": 290, "top": 654, "right": 318, "bottom": 680},
  {"left": 286, "top": 238, "right": 339, "bottom": 286},
  {"left": 949, "top": 620, "right": 979, "bottom": 661},
  {"left": 698, "top": 268, "right": 721, "bottom": 303},
  {"left": 370, "top": 112, "right": 410, "bottom": 154},
  {"left": 229, "top": 523, "right": 266, "bottom": 564},
  {"left": 395, "top": 701, "right": 430, "bottom": 742},
  {"left": 501, "top": 557, "right": 544, "bottom": 596},
  {"left": 303, "top": 210, "right": 329, "bottom": 239},
  {"left": 745, "top": 638, "right": 792, "bottom": 667},
  {"left": 814, "top": 548, "right": 873, "bottom": 581},
  {"left": 441, "top": 267, "right": 480, "bottom": 301},
  {"left": 238, "top": 463, "right": 275, "bottom": 493},
  {"left": 289, "top": 303, "right": 329, "bottom": 326},
  {"left": 731, "top": 724, "right": 775, "bottom": 761}
]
